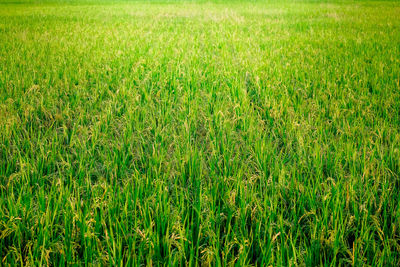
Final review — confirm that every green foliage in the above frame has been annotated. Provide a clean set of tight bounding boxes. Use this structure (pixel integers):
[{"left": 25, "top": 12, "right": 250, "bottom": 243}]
[{"left": 1, "top": 0, "right": 400, "bottom": 265}]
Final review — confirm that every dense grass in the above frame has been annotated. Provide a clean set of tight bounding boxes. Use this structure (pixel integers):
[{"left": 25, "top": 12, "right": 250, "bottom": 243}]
[{"left": 1, "top": 0, "right": 400, "bottom": 265}]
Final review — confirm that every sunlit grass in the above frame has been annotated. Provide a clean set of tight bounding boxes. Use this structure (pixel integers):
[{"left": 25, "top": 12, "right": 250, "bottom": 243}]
[{"left": 1, "top": 0, "right": 400, "bottom": 265}]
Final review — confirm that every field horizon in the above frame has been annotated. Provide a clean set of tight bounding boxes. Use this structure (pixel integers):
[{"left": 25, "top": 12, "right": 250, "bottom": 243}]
[{"left": 1, "top": 0, "right": 400, "bottom": 265}]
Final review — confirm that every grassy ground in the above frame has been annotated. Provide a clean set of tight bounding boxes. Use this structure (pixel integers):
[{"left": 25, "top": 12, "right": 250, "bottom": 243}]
[{"left": 1, "top": 0, "right": 400, "bottom": 265}]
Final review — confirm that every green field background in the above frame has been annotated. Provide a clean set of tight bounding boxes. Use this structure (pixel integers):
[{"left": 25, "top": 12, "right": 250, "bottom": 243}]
[{"left": 1, "top": 0, "right": 399, "bottom": 265}]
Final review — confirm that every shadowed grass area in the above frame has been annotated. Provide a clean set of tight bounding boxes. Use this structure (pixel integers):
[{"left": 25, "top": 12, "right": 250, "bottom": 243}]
[{"left": 1, "top": 0, "right": 400, "bottom": 265}]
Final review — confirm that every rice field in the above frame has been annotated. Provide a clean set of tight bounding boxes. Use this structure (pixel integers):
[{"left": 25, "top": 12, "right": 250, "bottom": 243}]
[{"left": 1, "top": 0, "right": 400, "bottom": 265}]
